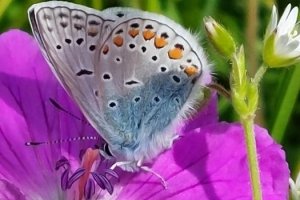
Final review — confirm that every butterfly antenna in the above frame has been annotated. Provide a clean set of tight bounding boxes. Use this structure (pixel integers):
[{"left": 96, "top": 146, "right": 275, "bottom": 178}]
[
  {"left": 49, "top": 98, "right": 90, "bottom": 126},
  {"left": 25, "top": 136, "right": 100, "bottom": 146}
]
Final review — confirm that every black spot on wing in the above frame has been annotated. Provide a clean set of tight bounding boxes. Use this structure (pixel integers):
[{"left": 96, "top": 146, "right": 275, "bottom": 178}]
[
  {"left": 125, "top": 80, "right": 139, "bottom": 85},
  {"left": 76, "top": 69, "right": 93, "bottom": 76}
]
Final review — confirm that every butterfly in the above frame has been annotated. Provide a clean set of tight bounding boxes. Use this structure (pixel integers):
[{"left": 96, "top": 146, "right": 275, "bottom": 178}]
[{"left": 28, "top": 1, "right": 211, "bottom": 187}]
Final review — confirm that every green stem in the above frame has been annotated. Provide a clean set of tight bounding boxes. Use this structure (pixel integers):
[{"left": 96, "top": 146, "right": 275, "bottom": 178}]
[
  {"left": 241, "top": 117, "right": 262, "bottom": 200},
  {"left": 253, "top": 63, "right": 268, "bottom": 85}
]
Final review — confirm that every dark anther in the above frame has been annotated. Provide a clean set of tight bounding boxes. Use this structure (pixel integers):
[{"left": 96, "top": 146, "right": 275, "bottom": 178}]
[{"left": 56, "top": 45, "right": 62, "bottom": 50}]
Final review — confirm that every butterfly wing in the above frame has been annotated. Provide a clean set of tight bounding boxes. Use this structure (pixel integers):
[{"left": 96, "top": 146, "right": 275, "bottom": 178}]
[
  {"left": 94, "top": 9, "right": 211, "bottom": 161},
  {"left": 28, "top": 2, "right": 211, "bottom": 164},
  {"left": 28, "top": 2, "right": 126, "bottom": 142}
]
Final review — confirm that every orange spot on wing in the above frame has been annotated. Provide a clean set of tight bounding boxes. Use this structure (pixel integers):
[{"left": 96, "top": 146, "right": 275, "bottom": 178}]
[
  {"left": 184, "top": 65, "right": 198, "bottom": 76},
  {"left": 103, "top": 44, "right": 109, "bottom": 54},
  {"left": 154, "top": 37, "right": 168, "bottom": 48},
  {"left": 143, "top": 30, "right": 156, "bottom": 40},
  {"left": 113, "top": 36, "right": 123, "bottom": 47},
  {"left": 168, "top": 48, "right": 183, "bottom": 59},
  {"left": 128, "top": 29, "right": 139, "bottom": 38}
]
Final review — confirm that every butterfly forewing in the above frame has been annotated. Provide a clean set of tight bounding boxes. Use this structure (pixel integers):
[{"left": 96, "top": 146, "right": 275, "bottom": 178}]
[{"left": 28, "top": 2, "right": 123, "bottom": 140}]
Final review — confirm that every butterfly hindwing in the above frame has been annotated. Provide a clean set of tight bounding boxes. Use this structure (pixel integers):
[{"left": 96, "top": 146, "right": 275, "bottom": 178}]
[{"left": 94, "top": 10, "right": 211, "bottom": 160}]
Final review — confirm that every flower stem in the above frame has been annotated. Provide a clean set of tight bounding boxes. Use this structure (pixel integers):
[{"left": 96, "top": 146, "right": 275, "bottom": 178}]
[
  {"left": 241, "top": 116, "right": 262, "bottom": 200},
  {"left": 239, "top": 63, "right": 267, "bottom": 200}
]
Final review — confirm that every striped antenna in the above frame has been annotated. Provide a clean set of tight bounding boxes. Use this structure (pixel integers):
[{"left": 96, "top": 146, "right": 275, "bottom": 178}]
[{"left": 25, "top": 136, "right": 100, "bottom": 146}]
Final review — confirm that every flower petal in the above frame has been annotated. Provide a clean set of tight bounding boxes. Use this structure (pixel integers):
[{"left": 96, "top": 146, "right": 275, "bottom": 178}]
[
  {"left": 266, "top": 5, "right": 278, "bottom": 37},
  {"left": 0, "top": 179, "right": 26, "bottom": 200},
  {"left": 181, "top": 92, "right": 218, "bottom": 133},
  {"left": 277, "top": 4, "right": 292, "bottom": 31},
  {"left": 118, "top": 122, "right": 289, "bottom": 200},
  {"left": 0, "top": 30, "right": 99, "bottom": 198}
]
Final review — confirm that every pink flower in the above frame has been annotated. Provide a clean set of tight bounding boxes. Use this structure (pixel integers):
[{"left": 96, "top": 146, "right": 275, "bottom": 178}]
[{"left": 0, "top": 30, "right": 289, "bottom": 200}]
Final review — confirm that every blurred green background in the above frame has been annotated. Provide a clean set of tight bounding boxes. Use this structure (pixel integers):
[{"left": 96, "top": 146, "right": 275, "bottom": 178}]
[{"left": 0, "top": 0, "right": 299, "bottom": 178}]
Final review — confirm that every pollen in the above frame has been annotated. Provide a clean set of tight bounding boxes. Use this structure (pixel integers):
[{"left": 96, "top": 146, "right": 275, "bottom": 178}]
[
  {"left": 168, "top": 47, "right": 183, "bottom": 59},
  {"left": 128, "top": 29, "right": 139, "bottom": 38},
  {"left": 154, "top": 37, "right": 168, "bottom": 48},
  {"left": 113, "top": 36, "right": 124, "bottom": 47},
  {"left": 143, "top": 30, "right": 156, "bottom": 40}
]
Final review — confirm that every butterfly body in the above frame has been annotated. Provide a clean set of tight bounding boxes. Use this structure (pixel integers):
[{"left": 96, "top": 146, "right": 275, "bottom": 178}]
[{"left": 28, "top": 2, "right": 211, "bottom": 172}]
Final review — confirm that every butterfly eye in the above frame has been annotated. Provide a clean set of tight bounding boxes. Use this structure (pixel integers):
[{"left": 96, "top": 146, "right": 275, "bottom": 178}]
[{"left": 104, "top": 143, "right": 113, "bottom": 157}]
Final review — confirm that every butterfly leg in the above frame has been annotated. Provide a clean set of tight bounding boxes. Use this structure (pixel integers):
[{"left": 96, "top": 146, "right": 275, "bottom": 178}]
[
  {"left": 110, "top": 161, "right": 133, "bottom": 170},
  {"left": 137, "top": 160, "right": 167, "bottom": 189}
]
